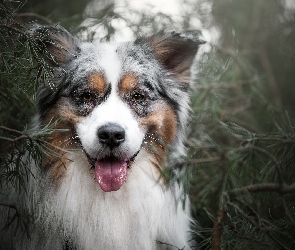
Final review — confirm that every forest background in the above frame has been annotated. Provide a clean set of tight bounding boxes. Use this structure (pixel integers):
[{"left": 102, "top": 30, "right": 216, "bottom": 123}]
[{"left": 1, "top": 0, "right": 295, "bottom": 249}]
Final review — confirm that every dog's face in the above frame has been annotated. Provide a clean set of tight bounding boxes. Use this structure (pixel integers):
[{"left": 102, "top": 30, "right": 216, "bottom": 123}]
[{"left": 35, "top": 26, "right": 204, "bottom": 191}]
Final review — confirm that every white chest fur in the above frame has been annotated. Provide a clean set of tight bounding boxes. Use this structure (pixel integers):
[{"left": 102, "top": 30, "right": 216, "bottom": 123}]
[{"left": 22, "top": 151, "right": 192, "bottom": 250}]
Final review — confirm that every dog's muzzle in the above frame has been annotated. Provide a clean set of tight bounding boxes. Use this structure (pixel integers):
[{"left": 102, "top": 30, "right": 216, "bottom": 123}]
[{"left": 84, "top": 123, "right": 140, "bottom": 192}]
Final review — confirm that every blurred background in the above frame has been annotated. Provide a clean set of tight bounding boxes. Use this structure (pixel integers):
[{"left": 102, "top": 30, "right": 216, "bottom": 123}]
[{"left": 1, "top": 0, "right": 295, "bottom": 249}]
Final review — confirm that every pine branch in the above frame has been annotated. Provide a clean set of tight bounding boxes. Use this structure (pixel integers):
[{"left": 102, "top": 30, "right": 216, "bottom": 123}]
[
  {"left": 266, "top": 232, "right": 290, "bottom": 250},
  {"left": 211, "top": 208, "right": 226, "bottom": 250},
  {"left": 156, "top": 241, "right": 184, "bottom": 250},
  {"left": 0, "top": 125, "right": 44, "bottom": 144},
  {"left": 282, "top": 196, "right": 295, "bottom": 226},
  {"left": 241, "top": 136, "right": 295, "bottom": 145},
  {"left": 250, "top": 145, "right": 284, "bottom": 184},
  {"left": 227, "top": 201, "right": 276, "bottom": 232},
  {"left": 228, "top": 183, "right": 295, "bottom": 196},
  {"left": 186, "top": 157, "right": 223, "bottom": 165},
  {"left": 15, "top": 13, "right": 55, "bottom": 25}
]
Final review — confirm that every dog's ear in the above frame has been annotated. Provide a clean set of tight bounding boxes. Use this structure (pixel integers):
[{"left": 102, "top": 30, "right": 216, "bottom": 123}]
[
  {"left": 139, "top": 30, "right": 205, "bottom": 84},
  {"left": 29, "top": 25, "right": 80, "bottom": 66}
]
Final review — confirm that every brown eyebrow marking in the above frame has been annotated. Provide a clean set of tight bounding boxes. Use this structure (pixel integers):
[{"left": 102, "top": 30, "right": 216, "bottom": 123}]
[
  {"left": 89, "top": 73, "right": 107, "bottom": 93},
  {"left": 120, "top": 73, "right": 138, "bottom": 93}
]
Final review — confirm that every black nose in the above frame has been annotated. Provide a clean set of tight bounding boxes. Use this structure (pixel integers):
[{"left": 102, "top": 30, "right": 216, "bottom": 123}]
[{"left": 97, "top": 123, "right": 125, "bottom": 148}]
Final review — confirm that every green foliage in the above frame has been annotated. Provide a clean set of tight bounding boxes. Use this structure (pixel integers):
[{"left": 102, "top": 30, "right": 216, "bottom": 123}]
[
  {"left": 0, "top": 0, "right": 52, "bottom": 184},
  {"left": 1, "top": 0, "right": 295, "bottom": 249},
  {"left": 183, "top": 1, "right": 295, "bottom": 248},
  {"left": 0, "top": 4, "right": 67, "bottom": 236}
]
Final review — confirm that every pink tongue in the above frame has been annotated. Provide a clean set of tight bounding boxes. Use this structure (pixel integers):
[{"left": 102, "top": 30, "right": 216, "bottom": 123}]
[{"left": 94, "top": 161, "right": 127, "bottom": 192}]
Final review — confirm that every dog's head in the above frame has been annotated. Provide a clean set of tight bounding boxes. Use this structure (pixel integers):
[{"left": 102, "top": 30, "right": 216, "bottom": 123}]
[{"left": 34, "top": 26, "right": 204, "bottom": 191}]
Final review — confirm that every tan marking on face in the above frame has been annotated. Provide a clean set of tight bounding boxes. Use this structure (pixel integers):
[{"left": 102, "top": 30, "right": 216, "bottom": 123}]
[
  {"left": 89, "top": 73, "right": 107, "bottom": 93},
  {"left": 140, "top": 101, "right": 177, "bottom": 167},
  {"left": 44, "top": 98, "right": 83, "bottom": 125},
  {"left": 58, "top": 98, "right": 83, "bottom": 124},
  {"left": 42, "top": 99, "right": 83, "bottom": 185},
  {"left": 141, "top": 101, "right": 177, "bottom": 143},
  {"left": 120, "top": 74, "right": 138, "bottom": 93},
  {"left": 42, "top": 123, "right": 76, "bottom": 185}
]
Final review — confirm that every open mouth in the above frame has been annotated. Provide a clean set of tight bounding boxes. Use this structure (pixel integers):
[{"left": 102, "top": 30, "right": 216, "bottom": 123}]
[{"left": 84, "top": 150, "right": 139, "bottom": 192}]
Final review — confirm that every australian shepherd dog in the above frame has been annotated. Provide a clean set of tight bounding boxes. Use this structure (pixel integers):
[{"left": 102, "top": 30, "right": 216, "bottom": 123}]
[{"left": 1, "top": 25, "right": 204, "bottom": 249}]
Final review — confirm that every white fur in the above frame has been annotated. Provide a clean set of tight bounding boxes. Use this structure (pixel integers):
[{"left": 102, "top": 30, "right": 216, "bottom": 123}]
[
  {"left": 76, "top": 43, "right": 145, "bottom": 160},
  {"left": 77, "top": 93, "right": 144, "bottom": 160},
  {"left": 17, "top": 150, "right": 192, "bottom": 250}
]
